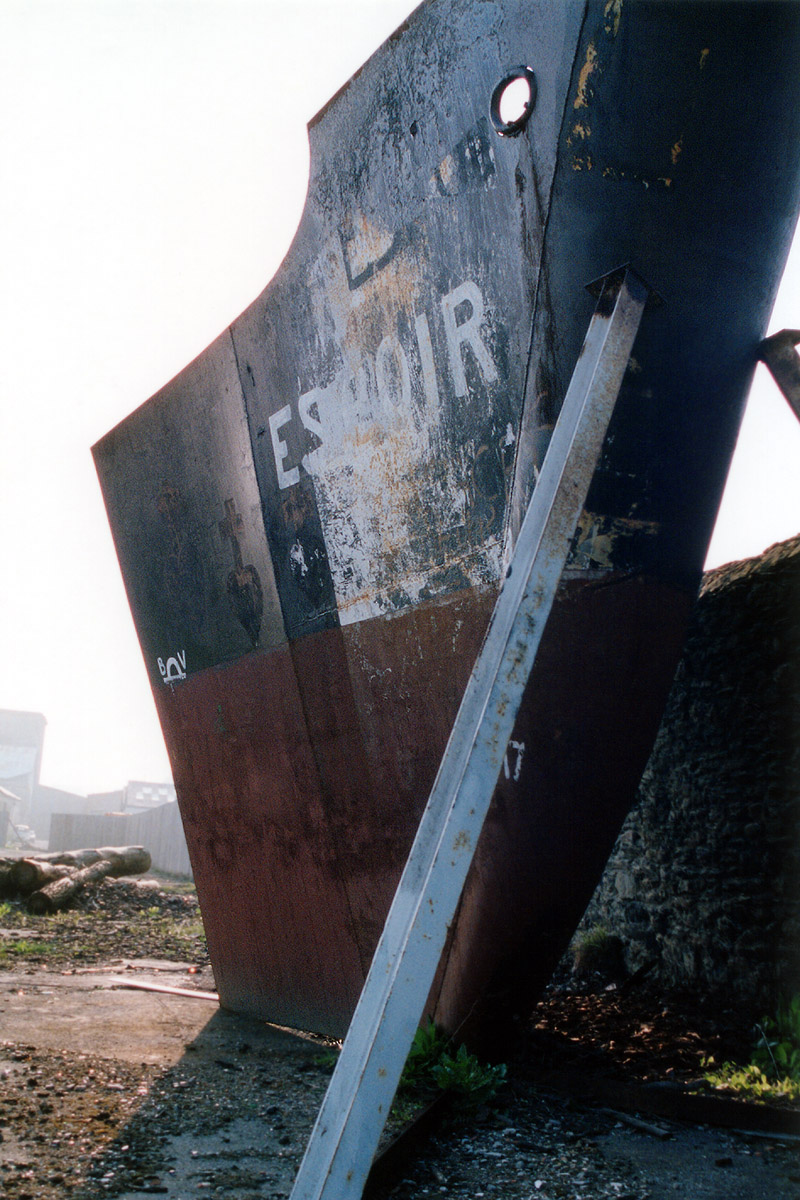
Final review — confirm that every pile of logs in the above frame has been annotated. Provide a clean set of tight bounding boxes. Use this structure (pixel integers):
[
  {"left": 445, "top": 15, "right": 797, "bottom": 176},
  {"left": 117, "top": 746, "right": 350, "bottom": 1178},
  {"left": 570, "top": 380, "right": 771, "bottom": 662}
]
[{"left": 0, "top": 846, "right": 151, "bottom": 913}]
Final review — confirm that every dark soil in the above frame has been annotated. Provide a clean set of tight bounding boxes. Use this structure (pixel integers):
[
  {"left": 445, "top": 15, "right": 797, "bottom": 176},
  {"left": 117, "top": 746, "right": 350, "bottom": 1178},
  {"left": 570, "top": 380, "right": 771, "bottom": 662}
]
[
  {"left": 1, "top": 877, "right": 798, "bottom": 1200},
  {"left": 0, "top": 877, "right": 208, "bottom": 971},
  {"left": 529, "top": 985, "right": 755, "bottom": 1088}
]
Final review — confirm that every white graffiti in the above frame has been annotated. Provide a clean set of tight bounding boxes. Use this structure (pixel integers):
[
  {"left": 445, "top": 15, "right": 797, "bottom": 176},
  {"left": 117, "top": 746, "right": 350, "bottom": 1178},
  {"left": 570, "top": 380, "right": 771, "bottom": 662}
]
[
  {"left": 289, "top": 540, "right": 309, "bottom": 577},
  {"left": 158, "top": 650, "right": 187, "bottom": 684},
  {"left": 503, "top": 739, "right": 525, "bottom": 782}
]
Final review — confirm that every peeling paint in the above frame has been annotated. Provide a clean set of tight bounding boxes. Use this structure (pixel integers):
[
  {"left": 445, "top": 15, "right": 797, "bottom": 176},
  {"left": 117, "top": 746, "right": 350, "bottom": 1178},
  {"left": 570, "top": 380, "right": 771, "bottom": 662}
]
[
  {"left": 568, "top": 511, "right": 659, "bottom": 572},
  {"left": 569, "top": 121, "right": 591, "bottom": 144},
  {"left": 603, "top": 0, "right": 623, "bottom": 39},
  {"left": 276, "top": 264, "right": 509, "bottom": 625},
  {"left": 573, "top": 42, "right": 598, "bottom": 109},
  {"left": 600, "top": 164, "right": 672, "bottom": 191},
  {"left": 571, "top": 153, "right": 594, "bottom": 171}
]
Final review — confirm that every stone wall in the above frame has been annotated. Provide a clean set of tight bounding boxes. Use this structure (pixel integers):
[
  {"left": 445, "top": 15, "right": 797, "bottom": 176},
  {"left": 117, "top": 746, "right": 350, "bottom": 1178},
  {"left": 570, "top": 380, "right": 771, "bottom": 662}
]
[{"left": 579, "top": 535, "right": 800, "bottom": 1017}]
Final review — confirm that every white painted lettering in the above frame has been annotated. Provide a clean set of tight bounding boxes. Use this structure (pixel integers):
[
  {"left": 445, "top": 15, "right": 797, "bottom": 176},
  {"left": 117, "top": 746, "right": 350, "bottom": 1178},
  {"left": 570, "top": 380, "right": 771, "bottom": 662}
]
[
  {"left": 298, "top": 389, "right": 325, "bottom": 475},
  {"left": 375, "top": 333, "right": 412, "bottom": 410},
  {"left": 440, "top": 279, "right": 498, "bottom": 398},
  {"left": 269, "top": 276, "right": 501, "bottom": 490},
  {"left": 414, "top": 311, "right": 440, "bottom": 413},
  {"left": 269, "top": 405, "right": 300, "bottom": 488}
]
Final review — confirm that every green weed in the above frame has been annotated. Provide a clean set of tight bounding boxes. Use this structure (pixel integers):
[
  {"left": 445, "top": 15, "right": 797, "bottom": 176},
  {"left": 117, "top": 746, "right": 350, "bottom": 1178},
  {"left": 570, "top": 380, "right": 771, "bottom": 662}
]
[
  {"left": 399, "top": 1018, "right": 449, "bottom": 1089},
  {"left": 393, "top": 1019, "right": 506, "bottom": 1119},
  {"left": 700, "top": 1058, "right": 800, "bottom": 1103},
  {"left": 430, "top": 1042, "right": 507, "bottom": 1108},
  {"left": 313, "top": 1048, "right": 340, "bottom": 1073},
  {"left": 700, "top": 994, "right": 800, "bottom": 1104},
  {"left": 753, "top": 994, "right": 800, "bottom": 1081},
  {"left": 0, "top": 937, "right": 54, "bottom": 960}
]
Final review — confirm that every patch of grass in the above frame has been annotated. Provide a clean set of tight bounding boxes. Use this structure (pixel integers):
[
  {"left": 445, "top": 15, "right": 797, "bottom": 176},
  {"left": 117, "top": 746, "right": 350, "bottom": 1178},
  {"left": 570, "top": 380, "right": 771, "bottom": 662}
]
[
  {"left": 179, "top": 918, "right": 206, "bottom": 939},
  {"left": 313, "top": 1048, "right": 340, "bottom": 1073},
  {"left": 700, "top": 1059, "right": 800, "bottom": 1104},
  {"left": 0, "top": 937, "right": 55, "bottom": 961},
  {"left": 572, "top": 924, "right": 625, "bottom": 977},
  {"left": 52, "top": 909, "right": 82, "bottom": 926},
  {"left": 700, "top": 995, "right": 800, "bottom": 1105},
  {"left": 0, "top": 901, "right": 11, "bottom": 921}
]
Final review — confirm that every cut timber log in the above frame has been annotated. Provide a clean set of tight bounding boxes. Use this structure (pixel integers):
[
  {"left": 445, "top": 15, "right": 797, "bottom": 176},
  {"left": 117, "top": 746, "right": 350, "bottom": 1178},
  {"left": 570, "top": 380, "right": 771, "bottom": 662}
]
[
  {"left": 25, "top": 847, "right": 152, "bottom": 914},
  {"left": 29, "top": 859, "right": 114, "bottom": 914},
  {"left": 0, "top": 862, "right": 16, "bottom": 898},
  {"left": 34, "top": 846, "right": 151, "bottom": 871},
  {"left": 58, "top": 846, "right": 151, "bottom": 875},
  {"left": 10, "top": 858, "right": 73, "bottom": 895}
]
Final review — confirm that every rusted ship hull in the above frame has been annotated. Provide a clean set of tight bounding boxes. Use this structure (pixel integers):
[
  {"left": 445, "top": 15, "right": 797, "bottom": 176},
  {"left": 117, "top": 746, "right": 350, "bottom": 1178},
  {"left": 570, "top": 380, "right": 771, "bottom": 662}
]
[{"left": 94, "top": 0, "right": 800, "bottom": 1037}]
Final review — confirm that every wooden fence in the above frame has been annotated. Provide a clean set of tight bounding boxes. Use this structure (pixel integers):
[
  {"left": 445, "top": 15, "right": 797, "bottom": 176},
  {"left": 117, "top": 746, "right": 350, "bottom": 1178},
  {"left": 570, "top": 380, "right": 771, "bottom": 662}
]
[{"left": 48, "top": 801, "right": 192, "bottom": 878}]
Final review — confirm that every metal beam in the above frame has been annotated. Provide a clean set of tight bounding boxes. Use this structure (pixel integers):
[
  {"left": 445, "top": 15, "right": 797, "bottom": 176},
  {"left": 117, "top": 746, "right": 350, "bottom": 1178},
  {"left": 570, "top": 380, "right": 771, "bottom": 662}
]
[
  {"left": 289, "top": 265, "right": 653, "bottom": 1200},
  {"left": 759, "top": 329, "right": 800, "bottom": 423}
]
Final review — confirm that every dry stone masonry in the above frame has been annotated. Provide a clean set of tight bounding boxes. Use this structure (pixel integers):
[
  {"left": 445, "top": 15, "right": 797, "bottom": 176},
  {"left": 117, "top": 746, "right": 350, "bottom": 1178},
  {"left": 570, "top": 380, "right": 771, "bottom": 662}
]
[{"left": 580, "top": 535, "right": 800, "bottom": 1016}]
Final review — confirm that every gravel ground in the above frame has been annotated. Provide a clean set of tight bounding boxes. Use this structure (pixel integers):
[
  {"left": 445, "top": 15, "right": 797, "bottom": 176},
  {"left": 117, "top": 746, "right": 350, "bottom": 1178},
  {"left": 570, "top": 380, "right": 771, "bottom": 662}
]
[{"left": 1, "top": 876, "right": 798, "bottom": 1199}]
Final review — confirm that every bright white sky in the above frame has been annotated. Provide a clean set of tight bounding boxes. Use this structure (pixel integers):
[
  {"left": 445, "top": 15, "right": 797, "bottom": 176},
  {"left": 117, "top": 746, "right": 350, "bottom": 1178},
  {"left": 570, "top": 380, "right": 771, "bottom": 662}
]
[{"left": 1, "top": 0, "right": 799, "bottom": 797}]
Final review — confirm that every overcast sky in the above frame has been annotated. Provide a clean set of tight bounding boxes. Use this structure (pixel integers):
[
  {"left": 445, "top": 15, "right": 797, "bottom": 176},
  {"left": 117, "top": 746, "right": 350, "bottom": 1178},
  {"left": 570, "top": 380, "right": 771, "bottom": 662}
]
[{"left": 2, "top": 0, "right": 799, "bottom": 797}]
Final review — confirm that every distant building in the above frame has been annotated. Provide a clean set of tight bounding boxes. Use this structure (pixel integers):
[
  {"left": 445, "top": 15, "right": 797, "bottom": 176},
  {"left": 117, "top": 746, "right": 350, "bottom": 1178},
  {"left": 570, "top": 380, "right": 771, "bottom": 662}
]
[
  {"left": 0, "top": 709, "right": 183, "bottom": 865},
  {"left": 27, "top": 783, "right": 91, "bottom": 843},
  {"left": 124, "top": 780, "right": 177, "bottom": 812},
  {"left": 0, "top": 709, "right": 46, "bottom": 816},
  {"left": 85, "top": 780, "right": 177, "bottom": 815},
  {"left": 0, "top": 785, "right": 17, "bottom": 846}
]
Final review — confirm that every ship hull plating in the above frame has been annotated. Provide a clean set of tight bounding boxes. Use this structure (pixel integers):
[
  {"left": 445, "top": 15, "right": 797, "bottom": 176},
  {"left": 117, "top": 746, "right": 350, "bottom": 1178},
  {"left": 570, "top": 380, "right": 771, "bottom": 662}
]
[{"left": 94, "top": 0, "right": 800, "bottom": 1036}]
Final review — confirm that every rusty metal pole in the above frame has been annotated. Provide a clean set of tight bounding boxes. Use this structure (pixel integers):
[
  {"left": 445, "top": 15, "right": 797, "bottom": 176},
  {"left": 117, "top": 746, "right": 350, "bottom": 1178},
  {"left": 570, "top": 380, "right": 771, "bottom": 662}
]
[{"left": 289, "top": 265, "right": 653, "bottom": 1200}]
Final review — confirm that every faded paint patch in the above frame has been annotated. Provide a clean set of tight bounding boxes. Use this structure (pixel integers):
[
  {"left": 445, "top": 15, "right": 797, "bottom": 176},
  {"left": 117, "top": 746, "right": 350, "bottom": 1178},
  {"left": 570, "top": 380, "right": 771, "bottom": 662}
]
[
  {"left": 600, "top": 164, "right": 672, "bottom": 191},
  {"left": 572, "top": 153, "right": 594, "bottom": 171},
  {"left": 568, "top": 511, "right": 659, "bottom": 572},
  {"left": 603, "top": 0, "right": 623, "bottom": 39},
  {"left": 573, "top": 42, "right": 598, "bottom": 110},
  {"left": 341, "top": 213, "right": 399, "bottom": 290},
  {"left": 296, "top": 246, "right": 510, "bottom": 625},
  {"left": 567, "top": 121, "right": 591, "bottom": 147}
]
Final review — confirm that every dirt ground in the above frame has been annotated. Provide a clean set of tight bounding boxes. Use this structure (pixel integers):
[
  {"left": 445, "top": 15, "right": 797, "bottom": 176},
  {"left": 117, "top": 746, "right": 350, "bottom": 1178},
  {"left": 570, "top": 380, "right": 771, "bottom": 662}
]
[{"left": 1, "top": 876, "right": 798, "bottom": 1199}]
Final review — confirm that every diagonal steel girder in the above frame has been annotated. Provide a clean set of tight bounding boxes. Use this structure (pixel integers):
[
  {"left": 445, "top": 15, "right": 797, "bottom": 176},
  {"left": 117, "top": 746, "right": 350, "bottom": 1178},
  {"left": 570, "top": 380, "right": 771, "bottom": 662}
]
[
  {"left": 759, "top": 328, "right": 800, "bottom": 423},
  {"left": 289, "top": 265, "right": 654, "bottom": 1200}
]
